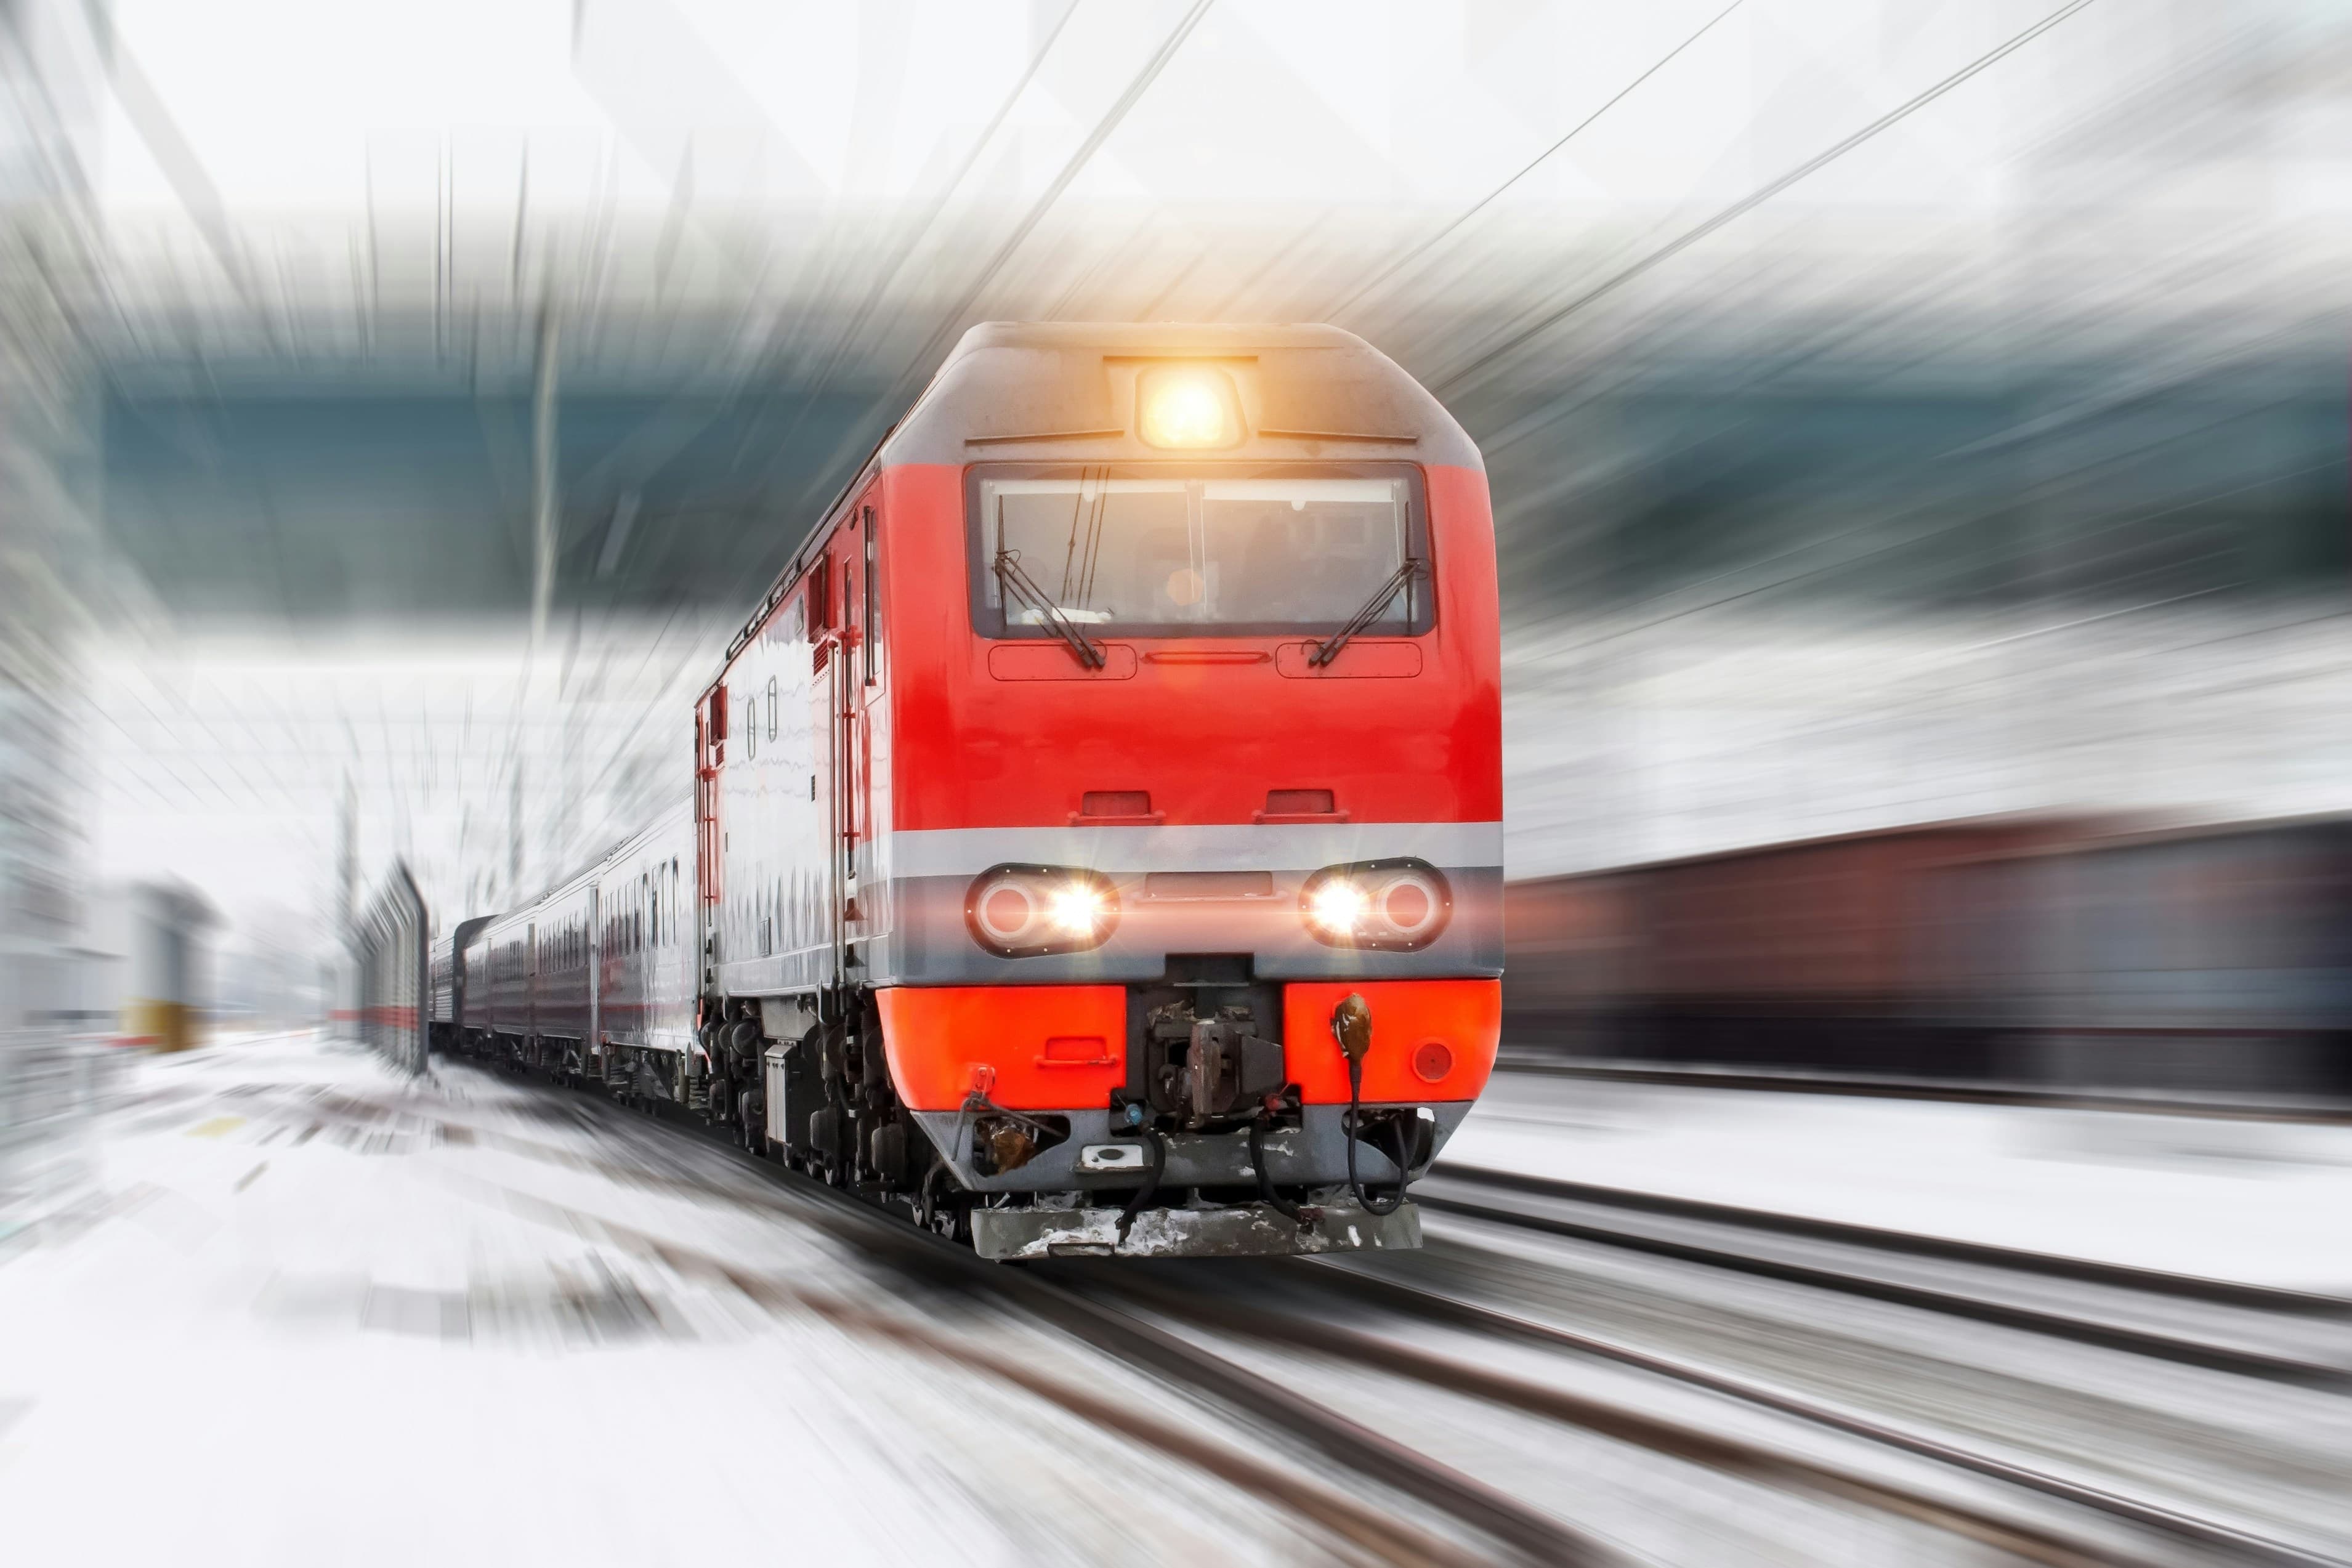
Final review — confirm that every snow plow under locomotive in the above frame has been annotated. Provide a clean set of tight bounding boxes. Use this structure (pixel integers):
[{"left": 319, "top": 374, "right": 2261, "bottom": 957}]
[{"left": 431, "top": 322, "right": 1503, "bottom": 1259}]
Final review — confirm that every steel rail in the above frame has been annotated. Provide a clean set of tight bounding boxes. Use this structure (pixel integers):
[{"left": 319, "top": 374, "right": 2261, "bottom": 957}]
[
  {"left": 1294, "top": 1265, "right": 2348, "bottom": 1568},
  {"left": 1415, "top": 1176, "right": 2350, "bottom": 1389},
  {"left": 433, "top": 1051, "right": 2344, "bottom": 1567},
  {"left": 1102, "top": 1269, "right": 2194, "bottom": 1568},
  {"left": 1430, "top": 1163, "right": 2352, "bottom": 1316},
  {"left": 445, "top": 1055, "right": 1618, "bottom": 1568}
]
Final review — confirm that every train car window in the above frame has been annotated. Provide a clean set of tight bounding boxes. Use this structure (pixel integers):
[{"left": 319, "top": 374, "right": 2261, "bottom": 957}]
[
  {"left": 745, "top": 697, "right": 758, "bottom": 759},
  {"left": 971, "top": 463, "right": 1429, "bottom": 640},
  {"left": 862, "top": 504, "right": 879, "bottom": 684},
  {"left": 766, "top": 676, "right": 777, "bottom": 741}
]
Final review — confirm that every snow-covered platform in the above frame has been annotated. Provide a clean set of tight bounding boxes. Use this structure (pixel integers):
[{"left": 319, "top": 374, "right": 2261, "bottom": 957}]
[
  {"left": 0, "top": 1032, "right": 1357, "bottom": 1567},
  {"left": 1445, "top": 1069, "right": 2352, "bottom": 1294}
]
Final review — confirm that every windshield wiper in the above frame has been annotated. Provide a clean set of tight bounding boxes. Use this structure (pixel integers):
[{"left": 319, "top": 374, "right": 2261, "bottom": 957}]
[
  {"left": 1310, "top": 557, "right": 1425, "bottom": 668},
  {"left": 995, "top": 549, "right": 1106, "bottom": 669}
]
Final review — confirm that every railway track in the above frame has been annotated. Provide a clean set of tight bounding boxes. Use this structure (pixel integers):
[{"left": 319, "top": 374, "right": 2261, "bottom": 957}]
[
  {"left": 1085, "top": 1261, "right": 2346, "bottom": 1568},
  {"left": 1412, "top": 1165, "right": 2352, "bottom": 1389},
  {"left": 446, "top": 1056, "right": 2352, "bottom": 1567},
  {"left": 461, "top": 1062, "right": 1615, "bottom": 1568}
]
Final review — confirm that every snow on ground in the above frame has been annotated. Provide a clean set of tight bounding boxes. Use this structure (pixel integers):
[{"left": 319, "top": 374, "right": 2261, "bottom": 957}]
[
  {"left": 0, "top": 1033, "right": 1356, "bottom": 1567},
  {"left": 1446, "top": 1070, "right": 2352, "bottom": 1293}
]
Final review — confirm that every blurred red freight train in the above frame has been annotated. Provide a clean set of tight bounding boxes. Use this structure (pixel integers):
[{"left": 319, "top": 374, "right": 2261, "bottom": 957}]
[{"left": 663, "top": 323, "right": 1499, "bottom": 1258}]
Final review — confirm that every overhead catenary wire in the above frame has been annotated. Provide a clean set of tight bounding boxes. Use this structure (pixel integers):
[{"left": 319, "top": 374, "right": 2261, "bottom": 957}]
[
  {"left": 892, "top": 0, "right": 1218, "bottom": 393},
  {"left": 775, "top": 4, "right": 1086, "bottom": 402},
  {"left": 772, "top": 0, "right": 1219, "bottom": 527},
  {"left": 1431, "top": 0, "right": 2103, "bottom": 402},
  {"left": 1328, "top": 0, "right": 1747, "bottom": 323}
]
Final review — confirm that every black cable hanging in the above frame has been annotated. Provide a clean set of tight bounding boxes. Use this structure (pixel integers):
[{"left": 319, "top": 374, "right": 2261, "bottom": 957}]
[
  {"left": 1330, "top": 993, "right": 1408, "bottom": 1216},
  {"left": 1114, "top": 1126, "right": 1167, "bottom": 1247}
]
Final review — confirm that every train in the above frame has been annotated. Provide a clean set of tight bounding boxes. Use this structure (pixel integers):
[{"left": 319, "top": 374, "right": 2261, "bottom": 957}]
[
  {"left": 431, "top": 321, "right": 1505, "bottom": 1259},
  {"left": 1503, "top": 813, "right": 2352, "bottom": 1095}
]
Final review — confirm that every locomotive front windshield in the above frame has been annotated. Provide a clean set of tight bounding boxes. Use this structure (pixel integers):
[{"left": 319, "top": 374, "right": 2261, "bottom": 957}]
[{"left": 971, "top": 463, "right": 1431, "bottom": 640}]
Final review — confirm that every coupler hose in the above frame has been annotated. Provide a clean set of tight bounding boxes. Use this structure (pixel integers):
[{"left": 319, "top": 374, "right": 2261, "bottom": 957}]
[
  {"left": 1343, "top": 1057, "right": 1409, "bottom": 1218},
  {"left": 1248, "top": 1113, "right": 1310, "bottom": 1228},
  {"left": 1113, "top": 1126, "right": 1166, "bottom": 1248}
]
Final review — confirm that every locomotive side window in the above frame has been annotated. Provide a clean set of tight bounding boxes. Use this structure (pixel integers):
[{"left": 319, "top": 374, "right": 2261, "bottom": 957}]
[
  {"left": 807, "top": 558, "right": 831, "bottom": 636},
  {"left": 971, "top": 463, "right": 1428, "bottom": 640},
  {"left": 862, "top": 504, "right": 879, "bottom": 685},
  {"left": 766, "top": 676, "right": 778, "bottom": 741}
]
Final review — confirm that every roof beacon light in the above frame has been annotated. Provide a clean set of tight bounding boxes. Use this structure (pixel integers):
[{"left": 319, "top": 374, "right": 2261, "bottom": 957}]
[{"left": 1138, "top": 366, "right": 1240, "bottom": 449}]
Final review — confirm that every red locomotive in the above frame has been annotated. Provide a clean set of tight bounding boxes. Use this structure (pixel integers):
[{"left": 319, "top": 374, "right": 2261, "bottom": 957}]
[{"left": 442, "top": 322, "right": 1503, "bottom": 1258}]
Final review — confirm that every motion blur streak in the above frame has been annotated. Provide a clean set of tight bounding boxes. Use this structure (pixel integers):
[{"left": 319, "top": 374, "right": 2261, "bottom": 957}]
[{"left": 2, "top": 2, "right": 2351, "bottom": 1566}]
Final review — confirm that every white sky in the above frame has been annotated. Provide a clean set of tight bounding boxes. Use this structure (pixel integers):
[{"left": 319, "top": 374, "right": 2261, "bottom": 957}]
[{"left": 92, "top": 0, "right": 2120, "bottom": 224}]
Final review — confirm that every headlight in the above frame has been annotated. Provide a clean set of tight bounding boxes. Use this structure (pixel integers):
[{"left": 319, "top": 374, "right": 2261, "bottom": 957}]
[
  {"left": 1298, "top": 859, "right": 1451, "bottom": 950},
  {"left": 966, "top": 865, "right": 1120, "bottom": 956},
  {"left": 1137, "top": 366, "right": 1242, "bottom": 448}
]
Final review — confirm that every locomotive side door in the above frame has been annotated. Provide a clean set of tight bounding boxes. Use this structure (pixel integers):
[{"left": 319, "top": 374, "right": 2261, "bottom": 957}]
[{"left": 822, "top": 494, "right": 882, "bottom": 989}]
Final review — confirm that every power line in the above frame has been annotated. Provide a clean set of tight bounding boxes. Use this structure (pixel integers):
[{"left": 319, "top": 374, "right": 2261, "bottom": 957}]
[
  {"left": 897, "top": 0, "right": 1217, "bottom": 384},
  {"left": 772, "top": 0, "right": 1218, "bottom": 527},
  {"left": 761, "top": 0, "right": 1087, "bottom": 443},
  {"left": 1433, "top": 0, "right": 2102, "bottom": 401},
  {"left": 1330, "top": 0, "right": 1745, "bottom": 322}
]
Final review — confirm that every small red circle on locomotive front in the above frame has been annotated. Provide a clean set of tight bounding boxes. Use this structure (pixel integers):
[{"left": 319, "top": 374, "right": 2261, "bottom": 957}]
[
  {"left": 983, "top": 886, "right": 1032, "bottom": 938},
  {"left": 1384, "top": 881, "right": 1433, "bottom": 931},
  {"left": 1411, "top": 1040, "right": 1454, "bottom": 1083}
]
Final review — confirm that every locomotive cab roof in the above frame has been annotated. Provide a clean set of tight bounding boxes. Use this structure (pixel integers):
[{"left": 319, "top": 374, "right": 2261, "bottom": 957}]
[
  {"left": 733, "top": 321, "right": 1486, "bottom": 664},
  {"left": 880, "top": 321, "right": 1482, "bottom": 471}
]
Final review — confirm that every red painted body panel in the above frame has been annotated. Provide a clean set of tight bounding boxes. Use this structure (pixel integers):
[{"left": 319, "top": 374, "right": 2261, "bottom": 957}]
[
  {"left": 873, "top": 462, "right": 1500, "bottom": 832},
  {"left": 878, "top": 984, "right": 1128, "bottom": 1111},
  {"left": 878, "top": 977, "right": 1499, "bottom": 1110},
  {"left": 1280, "top": 979, "right": 1501, "bottom": 1104}
]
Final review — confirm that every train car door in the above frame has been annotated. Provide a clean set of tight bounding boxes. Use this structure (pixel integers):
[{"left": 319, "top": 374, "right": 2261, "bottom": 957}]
[
  {"left": 697, "top": 684, "right": 725, "bottom": 987},
  {"left": 586, "top": 884, "right": 601, "bottom": 1069}
]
